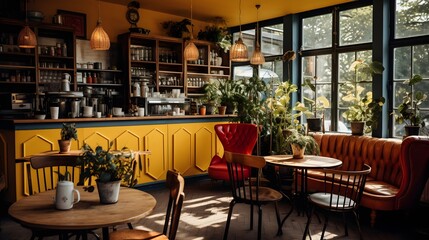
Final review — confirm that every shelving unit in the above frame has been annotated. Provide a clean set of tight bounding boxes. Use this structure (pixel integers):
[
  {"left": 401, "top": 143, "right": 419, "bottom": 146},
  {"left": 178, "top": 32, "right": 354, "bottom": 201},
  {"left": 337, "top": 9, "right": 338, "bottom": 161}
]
[{"left": 118, "top": 33, "right": 230, "bottom": 100}]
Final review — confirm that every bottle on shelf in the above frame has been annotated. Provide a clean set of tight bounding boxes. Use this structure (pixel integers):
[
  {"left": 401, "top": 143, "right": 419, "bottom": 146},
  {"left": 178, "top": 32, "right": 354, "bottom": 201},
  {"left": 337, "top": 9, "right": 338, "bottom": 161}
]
[
  {"left": 92, "top": 73, "right": 97, "bottom": 84},
  {"left": 87, "top": 72, "right": 92, "bottom": 84}
]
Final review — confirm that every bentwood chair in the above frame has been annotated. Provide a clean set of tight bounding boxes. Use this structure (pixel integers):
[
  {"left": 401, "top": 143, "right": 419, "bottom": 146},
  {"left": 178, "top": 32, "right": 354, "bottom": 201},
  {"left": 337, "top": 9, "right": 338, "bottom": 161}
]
[
  {"left": 110, "top": 170, "right": 185, "bottom": 240},
  {"left": 27, "top": 155, "right": 100, "bottom": 240},
  {"left": 223, "top": 151, "right": 283, "bottom": 240},
  {"left": 208, "top": 123, "right": 258, "bottom": 182},
  {"left": 303, "top": 164, "right": 371, "bottom": 240}
]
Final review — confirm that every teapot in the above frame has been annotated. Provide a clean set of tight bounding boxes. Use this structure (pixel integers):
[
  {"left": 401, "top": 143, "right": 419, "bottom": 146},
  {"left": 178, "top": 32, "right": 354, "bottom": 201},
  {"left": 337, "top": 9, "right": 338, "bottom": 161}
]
[{"left": 61, "top": 73, "right": 71, "bottom": 92}]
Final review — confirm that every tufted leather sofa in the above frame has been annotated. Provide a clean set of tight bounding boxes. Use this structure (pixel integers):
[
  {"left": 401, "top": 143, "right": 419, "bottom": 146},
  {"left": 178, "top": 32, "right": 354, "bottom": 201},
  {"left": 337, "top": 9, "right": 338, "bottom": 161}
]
[
  {"left": 306, "top": 134, "right": 429, "bottom": 227},
  {"left": 208, "top": 123, "right": 258, "bottom": 181}
]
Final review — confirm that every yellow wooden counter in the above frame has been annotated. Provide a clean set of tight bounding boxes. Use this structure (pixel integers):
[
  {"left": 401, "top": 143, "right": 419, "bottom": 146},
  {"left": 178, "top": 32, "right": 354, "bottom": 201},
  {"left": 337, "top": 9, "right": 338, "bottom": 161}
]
[{"left": 0, "top": 115, "right": 232, "bottom": 203}]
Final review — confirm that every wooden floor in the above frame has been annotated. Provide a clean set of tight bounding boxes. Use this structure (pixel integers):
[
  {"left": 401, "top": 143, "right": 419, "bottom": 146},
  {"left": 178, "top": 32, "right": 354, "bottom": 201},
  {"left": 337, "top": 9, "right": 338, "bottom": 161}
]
[{"left": 1, "top": 177, "right": 429, "bottom": 240}]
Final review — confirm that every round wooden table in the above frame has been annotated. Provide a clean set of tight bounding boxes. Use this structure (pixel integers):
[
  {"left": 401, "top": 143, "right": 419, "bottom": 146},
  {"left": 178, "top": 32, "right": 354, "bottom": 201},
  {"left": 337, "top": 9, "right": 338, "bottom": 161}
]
[
  {"left": 264, "top": 155, "right": 342, "bottom": 235},
  {"left": 8, "top": 186, "right": 156, "bottom": 239}
]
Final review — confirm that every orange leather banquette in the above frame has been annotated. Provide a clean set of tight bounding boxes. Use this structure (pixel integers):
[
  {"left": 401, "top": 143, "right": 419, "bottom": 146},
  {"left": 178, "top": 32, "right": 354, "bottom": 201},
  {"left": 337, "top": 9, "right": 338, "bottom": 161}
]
[{"left": 307, "top": 134, "right": 429, "bottom": 227}]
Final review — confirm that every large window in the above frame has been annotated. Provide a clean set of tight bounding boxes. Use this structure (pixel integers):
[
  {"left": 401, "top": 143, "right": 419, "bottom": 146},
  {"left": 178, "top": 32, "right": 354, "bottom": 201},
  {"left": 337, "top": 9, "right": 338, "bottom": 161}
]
[
  {"left": 261, "top": 24, "right": 284, "bottom": 56},
  {"left": 301, "top": 5, "right": 373, "bottom": 133},
  {"left": 392, "top": 0, "right": 429, "bottom": 137}
]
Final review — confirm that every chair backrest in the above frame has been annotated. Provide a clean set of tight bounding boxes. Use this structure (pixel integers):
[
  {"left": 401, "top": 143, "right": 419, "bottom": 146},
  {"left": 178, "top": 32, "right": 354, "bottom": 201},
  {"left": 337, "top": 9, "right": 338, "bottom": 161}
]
[
  {"left": 215, "top": 123, "right": 258, "bottom": 155},
  {"left": 224, "top": 151, "right": 266, "bottom": 202},
  {"left": 28, "top": 155, "right": 81, "bottom": 195},
  {"left": 321, "top": 164, "right": 371, "bottom": 211},
  {"left": 163, "top": 170, "right": 185, "bottom": 240}
]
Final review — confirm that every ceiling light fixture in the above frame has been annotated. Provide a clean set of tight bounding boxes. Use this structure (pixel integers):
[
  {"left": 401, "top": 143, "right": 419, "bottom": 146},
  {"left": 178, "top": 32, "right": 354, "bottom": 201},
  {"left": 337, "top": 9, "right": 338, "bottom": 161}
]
[
  {"left": 184, "top": 0, "right": 199, "bottom": 61},
  {"left": 250, "top": 4, "right": 265, "bottom": 65},
  {"left": 230, "top": 0, "right": 248, "bottom": 62},
  {"left": 90, "top": 0, "right": 110, "bottom": 50},
  {"left": 18, "top": 0, "right": 37, "bottom": 48}
]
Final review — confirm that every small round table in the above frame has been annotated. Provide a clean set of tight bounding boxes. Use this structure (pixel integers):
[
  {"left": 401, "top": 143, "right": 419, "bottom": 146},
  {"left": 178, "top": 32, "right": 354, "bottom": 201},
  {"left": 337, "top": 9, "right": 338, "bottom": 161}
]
[
  {"left": 265, "top": 155, "right": 342, "bottom": 235},
  {"left": 8, "top": 186, "right": 156, "bottom": 240}
]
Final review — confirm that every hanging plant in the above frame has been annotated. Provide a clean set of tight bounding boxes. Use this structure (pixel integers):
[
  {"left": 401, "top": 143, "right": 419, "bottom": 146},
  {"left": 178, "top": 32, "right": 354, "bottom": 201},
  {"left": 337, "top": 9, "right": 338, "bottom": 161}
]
[{"left": 161, "top": 18, "right": 191, "bottom": 38}]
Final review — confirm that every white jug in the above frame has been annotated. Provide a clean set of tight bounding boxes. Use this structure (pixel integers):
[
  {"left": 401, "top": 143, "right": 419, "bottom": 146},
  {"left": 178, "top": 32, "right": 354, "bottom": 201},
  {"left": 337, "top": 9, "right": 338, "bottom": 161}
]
[
  {"left": 61, "top": 73, "right": 71, "bottom": 92},
  {"left": 55, "top": 181, "right": 80, "bottom": 210}
]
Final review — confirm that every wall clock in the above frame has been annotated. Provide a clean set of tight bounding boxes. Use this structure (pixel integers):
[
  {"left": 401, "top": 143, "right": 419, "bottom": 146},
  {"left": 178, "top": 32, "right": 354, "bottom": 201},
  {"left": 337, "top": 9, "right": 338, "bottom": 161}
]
[{"left": 126, "top": 8, "right": 139, "bottom": 28}]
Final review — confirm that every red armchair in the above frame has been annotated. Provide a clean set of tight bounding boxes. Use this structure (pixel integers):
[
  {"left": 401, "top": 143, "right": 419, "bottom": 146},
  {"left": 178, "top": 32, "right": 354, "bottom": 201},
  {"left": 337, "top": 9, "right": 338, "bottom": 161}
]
[{"left": 208, "top": 123, "right": 258, "bottom": 181}]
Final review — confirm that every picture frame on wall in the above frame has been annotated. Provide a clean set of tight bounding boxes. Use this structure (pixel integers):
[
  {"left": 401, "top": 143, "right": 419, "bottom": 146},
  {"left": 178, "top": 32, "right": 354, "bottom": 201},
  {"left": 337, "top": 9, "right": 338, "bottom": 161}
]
[{"left": 57, "top": 10, "right": 87, "bottom": 39}]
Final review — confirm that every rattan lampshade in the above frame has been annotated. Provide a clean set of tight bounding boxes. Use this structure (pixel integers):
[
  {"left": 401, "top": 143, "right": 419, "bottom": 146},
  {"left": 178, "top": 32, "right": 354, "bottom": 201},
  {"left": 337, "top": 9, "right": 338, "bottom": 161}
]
[
  {"left": 90, "top": 21, "right": 110, "bottom": 50},
  {"left": 250, "top": 4, "right": 264, "bottom": 65},
  {"left": 18, "top": 25, "right": 37, "bottom": 48},
  {"left": 184, "top": 0, "right": 199, "bottom": 61},
  {"left": 230, "top": 36, "right": 248, "bottom": 62},
  {"left": 184, "top": 41, "right": 199, "bottom": 61}
]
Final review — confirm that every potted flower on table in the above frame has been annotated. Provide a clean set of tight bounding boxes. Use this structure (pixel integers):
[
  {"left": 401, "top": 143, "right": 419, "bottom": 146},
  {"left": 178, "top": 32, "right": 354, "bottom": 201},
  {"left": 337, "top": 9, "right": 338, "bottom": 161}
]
[
  {"left": 59, "top": 123, "right": 78, "bottom": 153},
  {"left": 78, "top": 142, "right": 136, "bottom": 204}
]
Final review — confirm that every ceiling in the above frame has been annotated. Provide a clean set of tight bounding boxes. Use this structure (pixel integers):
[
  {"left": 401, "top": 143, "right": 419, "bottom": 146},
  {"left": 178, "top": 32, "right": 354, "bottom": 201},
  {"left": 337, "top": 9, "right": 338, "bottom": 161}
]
[{"left": 103, "top": 0, "right": 354, "bottom": 26}]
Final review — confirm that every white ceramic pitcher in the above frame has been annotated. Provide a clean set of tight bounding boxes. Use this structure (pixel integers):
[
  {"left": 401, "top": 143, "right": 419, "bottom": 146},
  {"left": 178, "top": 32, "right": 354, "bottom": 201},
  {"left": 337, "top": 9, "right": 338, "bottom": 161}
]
[{"left": 55, "top": 181, "right": 80, "bottom": 210}]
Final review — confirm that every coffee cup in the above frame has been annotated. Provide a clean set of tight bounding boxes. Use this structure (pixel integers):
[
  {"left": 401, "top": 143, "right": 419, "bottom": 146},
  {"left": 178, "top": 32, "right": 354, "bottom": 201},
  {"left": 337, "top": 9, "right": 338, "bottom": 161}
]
[
  {"left": 96, "top": 112, "right": 102, "bottom": 118},
  {"left": 113, "top": 107, "right": 122, "bottom": 116},
  {"left": 83, "top": 106, "right": 93, "bottom": 117},
  {"left": 50, "top": 106, "right": 59, "bottom": 119},
  {"left": 138, "top": 108, "right": 145, "bottom": 117},
  {"left": 55, "top": 181, "right": 80, "bottom": 210}
]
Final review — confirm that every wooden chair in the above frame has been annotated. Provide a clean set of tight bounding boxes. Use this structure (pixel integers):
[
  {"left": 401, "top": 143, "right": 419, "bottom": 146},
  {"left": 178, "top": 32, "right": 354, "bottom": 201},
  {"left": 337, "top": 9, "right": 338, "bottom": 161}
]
[
  {"left": 223, "top": 151, "right": 283, "bottom": 240},
  {"left": 303, "top": 164, "right": 371, "bottom": 240},
  {"left": 109, "top": 170, "right": 185, "bottom": 240},
  {"left": 27, "top": 155, "right": 100, "bottom": 240}
]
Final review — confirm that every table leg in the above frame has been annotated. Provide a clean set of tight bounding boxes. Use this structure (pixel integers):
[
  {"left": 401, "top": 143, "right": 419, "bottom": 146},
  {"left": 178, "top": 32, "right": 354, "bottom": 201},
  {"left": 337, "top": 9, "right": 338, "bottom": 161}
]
[{"left": 102, "top": 227, "right": 109, "bottom": 240}]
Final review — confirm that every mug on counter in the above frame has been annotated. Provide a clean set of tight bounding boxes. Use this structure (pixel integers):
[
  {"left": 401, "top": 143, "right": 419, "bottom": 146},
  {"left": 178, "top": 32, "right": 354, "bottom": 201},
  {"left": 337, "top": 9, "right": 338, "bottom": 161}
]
[{"left": 55, "top": 181, "right": 80, "bottom": 210}]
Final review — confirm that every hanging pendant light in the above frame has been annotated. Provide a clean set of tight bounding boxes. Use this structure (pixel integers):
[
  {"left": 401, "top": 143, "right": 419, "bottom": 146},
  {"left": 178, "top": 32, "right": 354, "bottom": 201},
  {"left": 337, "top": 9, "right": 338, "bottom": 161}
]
[
  {"left": 230, "top": 0, "right": 248, "bottom": 62},
  {"left": 90, "top": 0, "right": 110, "bottom": 50},
  {"left": 250, "top": 4, "right": 265, "bottom": 65},
  {"left": 18, "top": 0, "right": 37, "bottom": 48},
  {"left": 184, "top": 0, "right": 199, "bottom": 61}
]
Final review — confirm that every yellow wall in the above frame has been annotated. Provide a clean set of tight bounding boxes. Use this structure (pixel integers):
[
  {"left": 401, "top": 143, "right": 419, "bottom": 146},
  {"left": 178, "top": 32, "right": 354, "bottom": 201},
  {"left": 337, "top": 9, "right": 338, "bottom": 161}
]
[{"left": 28, "top": 0, "right": 208, "bottom": 42}]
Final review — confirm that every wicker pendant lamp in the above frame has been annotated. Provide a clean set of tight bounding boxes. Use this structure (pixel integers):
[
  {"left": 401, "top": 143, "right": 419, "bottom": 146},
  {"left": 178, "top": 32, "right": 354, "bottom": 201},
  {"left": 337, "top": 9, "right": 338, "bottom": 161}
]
[
  {"left": 18, "top": 0, "right": 37, "bottom": 48},
  {"left": 230, "top": 0, "right": 248, "bottom": 62},
  {"left": 90, "top": 0, "right": 110, "bottom": 50},
  {"left": 250, "top": 4, "right": 265, "bottom": 65},
  {"left": 184, "top": 0, "right": 199, "bottom": 61}
]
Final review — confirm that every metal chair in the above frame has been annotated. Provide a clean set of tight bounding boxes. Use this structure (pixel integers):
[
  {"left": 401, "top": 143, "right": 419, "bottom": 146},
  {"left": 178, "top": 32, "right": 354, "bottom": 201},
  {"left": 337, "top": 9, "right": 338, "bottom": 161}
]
[
  {"left": 303, "top": 164, "right": 371, "bottom": 240},
  {"left": 223, "top": 151, "right": 283, "bottom": 240},
  {"left": 109, "top": 170, "right": 185, "bottom": 240}
]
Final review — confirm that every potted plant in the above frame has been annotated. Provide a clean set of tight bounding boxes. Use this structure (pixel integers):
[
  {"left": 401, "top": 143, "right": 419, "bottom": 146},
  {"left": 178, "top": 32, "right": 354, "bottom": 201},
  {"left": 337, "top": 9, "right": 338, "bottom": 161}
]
[
  {"left": 394, "top": 74, "right": 428, "bottom": 136},
  {"left": 218, "top": 78, "right": 244, "bottom": 114},
  {"left": 302, "top": 76, "right": 330, "bottom": 132},
  {"left": 197, "top": 17, "right": 232, "bottom": 54},
  {"left": 78, "top": 142, "right": 136, "bottom": 204},
  {"left": 202, "top": 81, "right": 221, "bottom": 114},
  {"left": 59, "top": 123, "right": 78, "bottom": 153},
  {"left": 341, "top": 60, "right": 385, "bottom": 135},
  {"left": 283, "top": 129, "right": 320, "bottom": 159},
  {"left": 161, "top": 19, "right": 191, "bottom": 38}
]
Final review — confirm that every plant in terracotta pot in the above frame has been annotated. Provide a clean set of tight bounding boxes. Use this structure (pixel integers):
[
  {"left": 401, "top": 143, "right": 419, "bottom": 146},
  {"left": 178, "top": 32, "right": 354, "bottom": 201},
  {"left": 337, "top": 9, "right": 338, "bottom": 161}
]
[
  {"left": 78, "top": 142, "right": 136, "bottom": 204},
  {"left": 341, "top": 59, "right": 385, "bottom": 135},
  {"left": 59, "top": 123, "right": 78, "bottom": 153},
  {"left": 394, "top": 74, "right": 428, "bottom": 136},
  {"left": 202, "top": 81, "right": 221, "bottom": 114},
  {"left": 218, "top": 78, "right": 244, "bottom": 114},
  {"left": 283, "top": 129, "right": 320, "bottom": 159},
  {"left": 302, "top": 76, "right": 330, "bottom": 132}
]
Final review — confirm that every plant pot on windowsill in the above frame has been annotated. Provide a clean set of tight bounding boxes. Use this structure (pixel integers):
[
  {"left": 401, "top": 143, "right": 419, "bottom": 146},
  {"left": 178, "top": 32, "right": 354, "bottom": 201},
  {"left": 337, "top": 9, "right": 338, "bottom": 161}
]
[
  {"left": 404, "top": 125, "right": 420, "bottom": 137},
  {"left": 351, "top": 121, "right": 365, "bottom": 136},
  {"left": 307, "top": 118, "right": 322, "bottom": 132}
]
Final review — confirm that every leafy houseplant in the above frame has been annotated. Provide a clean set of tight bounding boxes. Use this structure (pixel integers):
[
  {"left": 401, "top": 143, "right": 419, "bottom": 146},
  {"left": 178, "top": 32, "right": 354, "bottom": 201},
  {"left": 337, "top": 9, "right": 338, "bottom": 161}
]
[
  {"left": 202, "top": 81, "right": 221, "bottom": 114},
  {"left": 162, "top": 19, "right": 191, "bottom": 38},
  {"left": 59, "top": 123, "right": 78, "bottom": 153},
  {"left": 218, "top": 78, "right": 244, "bottom": 114},
  {"left": 395, "top": 74, "right": 428, "bottom": 136},
  {"left": 78, "top": 142, "right": 136, "bottom": 204},
  {"left": 283, "top": 129, "right": 320, "bottom": 159},
  {"left": 302, "top": 76, "right": 330, "bottom": 132},
  {"left": 341, "top": 60, "right": 385, "bottom": 135},
  {"left": 197, "top": 22, "right": 232, "bottom": 53}
]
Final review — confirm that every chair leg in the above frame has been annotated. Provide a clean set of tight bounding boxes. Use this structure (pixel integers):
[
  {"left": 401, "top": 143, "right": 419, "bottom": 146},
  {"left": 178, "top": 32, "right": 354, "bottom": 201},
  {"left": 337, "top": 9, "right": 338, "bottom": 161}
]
[
  {"left": 342, "top": 212, "right": 349, "bottom": 236},
  {"left": 353, "top": 210, "right": 364, "bottom": 240},
  {"left": 250, "top": 203, "right": 254, "bottom": 230},
  {"left": 127, "top": 222, "right": 133, "bottom": 229},
  {"left": 274, "top": 202, "right": 282, "bottom": 236},
  {"left": 321, "top": 213, "right": 330, "bottom": 240},
  {"left": 223, "top": 200, "right": 236, "bottom": 240},
  {"left": 257, "top": 205, "right": 262, "bottom": 240},
  {"left": 303, "top": 205, "right": 315, "bottom": 240}
]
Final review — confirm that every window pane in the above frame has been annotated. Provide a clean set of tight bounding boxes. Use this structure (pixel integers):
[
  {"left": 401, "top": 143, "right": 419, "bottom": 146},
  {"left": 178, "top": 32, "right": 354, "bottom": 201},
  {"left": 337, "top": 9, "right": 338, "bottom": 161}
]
[
  {"left": 395, "top": 0, "right": 429, "bottom": 38},
  {"left": 339, "top": 6, "right": 373, "bottom": 46},
  {"left": 394, "top": 47, "right": 411, "bottom": 80},
  {"left": 413, "top": 44, "right": 429, "bottom": 78},
  {"left": 393, "top": 82, "right": 410, "bottom": 108},
  {"left": 302, "top": 14, "right": 332, "bottom": 50},
  {"left": 261, "top": 24, "right": 283, "bottom": 56},
  {"left": 233, "top": 29, "right": 255, "bottom": 58}
]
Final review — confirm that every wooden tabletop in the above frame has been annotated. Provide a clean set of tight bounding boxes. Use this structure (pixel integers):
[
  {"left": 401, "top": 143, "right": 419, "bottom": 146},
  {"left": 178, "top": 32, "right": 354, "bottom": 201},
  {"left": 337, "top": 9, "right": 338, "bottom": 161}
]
[
  {"left": 16, "top": 150, "right": 151, "bottom": 162},
  {"left": 8, "top": 186, "right": 156, "bottom": 230},
  {"left": 264, "top": 155, "right": 342, "bottom": 169}
]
